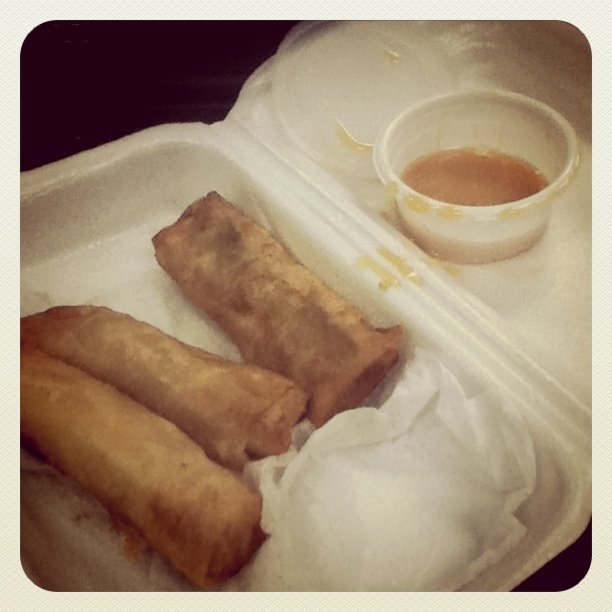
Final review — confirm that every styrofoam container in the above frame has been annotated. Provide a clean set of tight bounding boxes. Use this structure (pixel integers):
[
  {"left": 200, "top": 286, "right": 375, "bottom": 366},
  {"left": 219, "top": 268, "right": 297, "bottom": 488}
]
[
  {"left": 20, "top": 21, "right": 591, "bottom": 592},
  {"left": 373, "top": 89, "right": 579, "bottom": 263}
]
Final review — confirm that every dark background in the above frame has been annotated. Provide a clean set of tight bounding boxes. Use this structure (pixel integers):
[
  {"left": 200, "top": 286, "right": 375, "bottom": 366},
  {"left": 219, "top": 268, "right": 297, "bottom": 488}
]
[
  {"left": 20, "top": 20, "right": 299, "bottom": 170},
  {"left": 20, "top": 20, "right": 591, "bottom": 591}
]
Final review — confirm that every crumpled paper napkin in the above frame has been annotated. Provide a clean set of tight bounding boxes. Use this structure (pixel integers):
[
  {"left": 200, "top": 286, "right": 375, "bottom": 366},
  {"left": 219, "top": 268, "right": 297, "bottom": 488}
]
[{"left": 226, "top": 348, "right": 536, "bottom": 591}]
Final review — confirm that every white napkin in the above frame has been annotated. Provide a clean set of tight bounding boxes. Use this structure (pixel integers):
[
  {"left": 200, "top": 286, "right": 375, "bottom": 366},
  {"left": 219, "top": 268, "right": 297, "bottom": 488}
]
[{"left": 226, "top": 349, "right": 536, "bottom": 591}]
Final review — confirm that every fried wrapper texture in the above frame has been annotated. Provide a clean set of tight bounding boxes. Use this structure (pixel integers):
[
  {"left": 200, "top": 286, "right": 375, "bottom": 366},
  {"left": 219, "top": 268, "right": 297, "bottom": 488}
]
[
  {"left": 20, "top": 347, "right": 265, "bottom": 588},
  {"left": 21, "top": 305, "right": 308, "bottom": 470},
  {"left": 152, "top": 192, "right": 405, "bottom": 427}
]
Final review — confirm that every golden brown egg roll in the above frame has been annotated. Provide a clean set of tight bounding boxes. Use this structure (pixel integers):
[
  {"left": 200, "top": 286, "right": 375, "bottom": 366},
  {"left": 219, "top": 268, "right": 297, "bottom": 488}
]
[
  {"left": 21, "top": 305, "right": 308, "bottom": 470},
  {"left": 152, "top": 192, "right": 405, "bottom": 427},
  {"left": 20, "top": 347, "right": 265, "bottom": 588}
]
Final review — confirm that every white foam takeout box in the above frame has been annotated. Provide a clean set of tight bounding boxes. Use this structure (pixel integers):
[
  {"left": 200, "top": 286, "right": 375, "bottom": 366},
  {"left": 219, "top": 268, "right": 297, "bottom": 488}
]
[{"left": 20, "top": 22, "right": 591, "bottom": 591}]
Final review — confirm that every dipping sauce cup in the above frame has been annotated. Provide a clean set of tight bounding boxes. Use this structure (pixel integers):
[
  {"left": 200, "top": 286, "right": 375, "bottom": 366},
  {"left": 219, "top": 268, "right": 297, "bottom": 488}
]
[{"left": 373, "top": 89, "right": 579, "bottom": 263}]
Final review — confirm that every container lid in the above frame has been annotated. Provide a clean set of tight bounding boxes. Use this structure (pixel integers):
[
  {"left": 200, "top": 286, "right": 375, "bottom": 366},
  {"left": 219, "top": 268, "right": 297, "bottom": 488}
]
[{"left": 271, "top": 21, "right": 456, "bottom": 177}]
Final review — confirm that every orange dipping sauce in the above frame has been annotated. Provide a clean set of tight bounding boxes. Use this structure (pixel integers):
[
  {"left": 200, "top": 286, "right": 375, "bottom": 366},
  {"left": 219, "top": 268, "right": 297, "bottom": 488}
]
[{"left": 401, "top": 147, "right": 548, "bottom": 206}]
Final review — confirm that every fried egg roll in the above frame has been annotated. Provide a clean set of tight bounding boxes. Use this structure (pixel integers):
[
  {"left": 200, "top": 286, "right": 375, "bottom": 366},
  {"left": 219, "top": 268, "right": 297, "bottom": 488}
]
[
  {"left": 21, "top": 305, "right": 308, "bottom": 470},
  {"left": 152, "top": 192, "right": 404, "bottom": 427},
  {"left": 20, "top": 347, "right": 265, "bottom": 588}
]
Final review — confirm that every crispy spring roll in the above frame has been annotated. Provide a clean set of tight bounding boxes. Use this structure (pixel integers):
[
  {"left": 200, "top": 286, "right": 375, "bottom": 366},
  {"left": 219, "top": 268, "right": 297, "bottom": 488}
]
[
  {"left": 20, "top": 347, "right": 265, "bottom": 588},
  {"left": 21, "top": 305, "right": 308, "bottom": 470},
  {"left": 152, "top": 192, "right": 404, "bottom": 427}
]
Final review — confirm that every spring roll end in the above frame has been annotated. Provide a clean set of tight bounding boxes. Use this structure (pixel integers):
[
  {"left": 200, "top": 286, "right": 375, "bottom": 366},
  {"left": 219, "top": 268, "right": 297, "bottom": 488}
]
[
  {"left": 308, "top": 324, "right": 405, "bottom": 427},
  {"left": 246, "top": 383, "right": 309, "bottom": 457}
]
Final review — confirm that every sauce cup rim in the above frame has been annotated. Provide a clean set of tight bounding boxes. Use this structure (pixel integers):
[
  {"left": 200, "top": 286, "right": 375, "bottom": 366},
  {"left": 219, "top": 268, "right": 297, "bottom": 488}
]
[{"left": 373, "top": 88, "right": 579, "bottom": 216}]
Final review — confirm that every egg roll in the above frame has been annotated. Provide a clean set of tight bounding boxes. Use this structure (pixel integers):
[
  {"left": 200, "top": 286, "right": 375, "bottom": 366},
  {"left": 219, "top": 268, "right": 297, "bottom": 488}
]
[
  {"left": 152, "top": 192, "right": 404, "bottom": 427},
  {"left": 21, "top": 305, "right": 308, "bottom": 470},
  {"left": 20, "top": 347, "right": 265, "bottom": 588}
]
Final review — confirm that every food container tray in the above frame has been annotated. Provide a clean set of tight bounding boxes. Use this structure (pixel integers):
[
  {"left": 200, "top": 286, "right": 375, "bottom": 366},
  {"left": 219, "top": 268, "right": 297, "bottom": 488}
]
[{"left": 20, "top": 21, "right": 591, "bottom": 592}]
